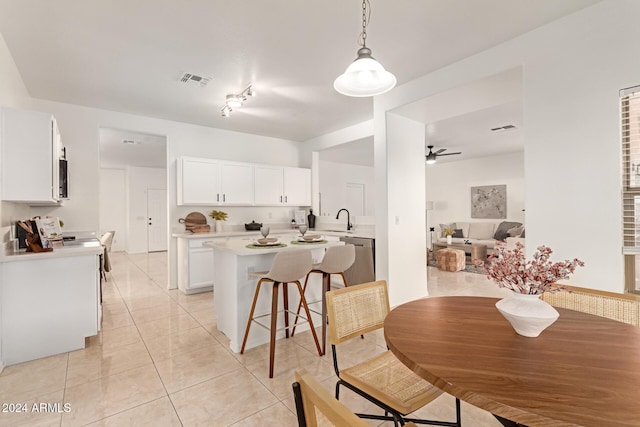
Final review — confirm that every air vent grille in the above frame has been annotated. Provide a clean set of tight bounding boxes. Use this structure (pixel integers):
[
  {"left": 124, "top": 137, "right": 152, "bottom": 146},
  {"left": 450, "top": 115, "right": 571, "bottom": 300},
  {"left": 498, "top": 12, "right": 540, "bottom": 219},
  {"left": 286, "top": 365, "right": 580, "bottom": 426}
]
[
  {"left": 179, "top": 72, "right": 212, "bottom": 87},
  {"left": 490, "top": 124, "right": 516, "bottom": 132}
]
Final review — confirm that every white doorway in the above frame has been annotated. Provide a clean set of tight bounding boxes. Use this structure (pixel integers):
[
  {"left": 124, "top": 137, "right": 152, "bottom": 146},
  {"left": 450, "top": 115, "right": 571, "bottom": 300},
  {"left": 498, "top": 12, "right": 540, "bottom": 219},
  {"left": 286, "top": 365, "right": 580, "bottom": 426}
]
[{"left": 147, "top": 188, "right": 168, "bottom": 252}]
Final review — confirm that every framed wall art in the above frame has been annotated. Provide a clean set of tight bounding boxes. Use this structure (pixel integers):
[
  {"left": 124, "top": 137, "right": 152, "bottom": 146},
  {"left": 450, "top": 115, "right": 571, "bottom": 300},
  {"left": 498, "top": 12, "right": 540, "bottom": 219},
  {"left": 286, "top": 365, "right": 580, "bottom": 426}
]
[{"left": 471, "top": 185, "right": 507, "bottom": 219}]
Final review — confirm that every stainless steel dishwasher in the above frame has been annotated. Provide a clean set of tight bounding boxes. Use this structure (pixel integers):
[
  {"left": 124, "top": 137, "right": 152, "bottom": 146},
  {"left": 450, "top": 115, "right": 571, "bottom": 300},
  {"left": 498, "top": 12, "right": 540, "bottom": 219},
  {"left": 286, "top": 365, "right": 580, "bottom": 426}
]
[{"left": 339, "top": 236, "right": 375, "bottom": 285}]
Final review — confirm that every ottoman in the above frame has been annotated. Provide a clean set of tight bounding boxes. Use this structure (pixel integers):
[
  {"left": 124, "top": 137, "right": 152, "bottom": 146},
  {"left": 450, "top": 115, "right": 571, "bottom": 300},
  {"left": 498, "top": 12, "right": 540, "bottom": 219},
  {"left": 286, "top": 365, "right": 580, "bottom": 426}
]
[{"left": 436, "top": 248, "right": 466, "bottom": 272}]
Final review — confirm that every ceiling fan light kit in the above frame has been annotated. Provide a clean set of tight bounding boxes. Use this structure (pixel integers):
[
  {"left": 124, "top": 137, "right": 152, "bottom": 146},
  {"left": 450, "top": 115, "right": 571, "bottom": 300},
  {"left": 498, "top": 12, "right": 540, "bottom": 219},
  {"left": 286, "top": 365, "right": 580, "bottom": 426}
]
[
  {"left": 220, "top": 84, "right": 255, "bottom": 117},
  {"left": 425, "top": 145, "right": 462, "bottom": 164},
  {"left": 334, "top": 0, "right": 396, "bottom": 97}
]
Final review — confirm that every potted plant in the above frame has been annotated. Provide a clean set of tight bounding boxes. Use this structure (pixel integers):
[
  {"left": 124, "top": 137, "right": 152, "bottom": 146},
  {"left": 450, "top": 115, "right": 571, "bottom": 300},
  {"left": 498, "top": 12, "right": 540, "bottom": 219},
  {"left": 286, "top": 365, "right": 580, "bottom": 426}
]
[
  {"left": 479, "top": 242, "right": 584, "bottom": 337},
  {"left": 208, "top": 210, "right": 228, "bottom": 233},
  {"left": 442, "top": 227, "right": 455, "bottom": 244}
]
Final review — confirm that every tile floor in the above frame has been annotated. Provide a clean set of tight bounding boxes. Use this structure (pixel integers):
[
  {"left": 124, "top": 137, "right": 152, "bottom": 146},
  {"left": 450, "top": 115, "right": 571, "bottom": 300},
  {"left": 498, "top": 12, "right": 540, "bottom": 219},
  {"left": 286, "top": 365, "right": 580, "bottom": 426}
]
[{"left": 0, "top": 251, "right": 513, "bottom": 426}]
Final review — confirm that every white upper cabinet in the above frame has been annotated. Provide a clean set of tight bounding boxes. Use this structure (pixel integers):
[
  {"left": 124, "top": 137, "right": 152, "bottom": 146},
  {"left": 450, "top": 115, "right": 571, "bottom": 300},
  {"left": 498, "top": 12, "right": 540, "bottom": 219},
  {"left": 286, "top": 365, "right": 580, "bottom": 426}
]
[
  {"left": 177, "top": 157, "right": 220, "bottom": 205},
  {"left": 283, "top": 167, "right": 311, "bottom": 206},
  {"left": 1, "top": 107, "right": 61, "bottom": 204},
  {"left": 177, "top": 156, "right": 310, "bottom": 206},
  {"left": 254, "top": 165, "right": 285, "bottom": 205},
  {"left": 219, "top": 162, "right": 254, "bottom": 205}
]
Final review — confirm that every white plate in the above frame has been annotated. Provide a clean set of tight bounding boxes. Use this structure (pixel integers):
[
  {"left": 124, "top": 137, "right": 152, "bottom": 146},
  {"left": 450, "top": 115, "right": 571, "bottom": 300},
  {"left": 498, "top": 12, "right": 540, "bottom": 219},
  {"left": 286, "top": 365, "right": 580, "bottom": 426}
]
[
  {"left": 254, "top": 239, "right": 280, "bottom": 246},
  {"left": 297, "top": 236, "right": 323, "bottom": 242}
]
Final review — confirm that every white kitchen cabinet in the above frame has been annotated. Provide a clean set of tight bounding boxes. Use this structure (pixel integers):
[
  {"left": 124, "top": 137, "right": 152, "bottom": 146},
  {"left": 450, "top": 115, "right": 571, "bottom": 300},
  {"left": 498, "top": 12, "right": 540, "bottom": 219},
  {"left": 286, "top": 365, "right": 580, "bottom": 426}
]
[
  {"left": 0, "top": 249, "right": 101, "bottom": 365},
  {"left": 176, "top": 236, "right": 219, "bottom": 294},
  {"left": 284, "top": 167, "right": 311, "bottom": 206},
  {"left": 254, "top": 165, "right": 285, "bottom": 205},
  {"left": 1, "top": 107, "right": 62, "bottom": 204},
  {"left": 177, "top": 157, "right": 220, "bottom": 205},
  {"left": 219, "top": 162, "right": 254, "bottom": 205},
  {"left": 254, "top": 166, "right": 311, "bottom": 206}
]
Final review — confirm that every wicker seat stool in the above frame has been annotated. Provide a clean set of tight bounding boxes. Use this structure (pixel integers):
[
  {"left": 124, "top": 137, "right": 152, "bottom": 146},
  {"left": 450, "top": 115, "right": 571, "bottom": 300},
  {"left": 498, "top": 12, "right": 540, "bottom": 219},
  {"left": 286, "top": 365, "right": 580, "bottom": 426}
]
[{"left": 436, "top": 248, "right": 466, "bottom": 272}]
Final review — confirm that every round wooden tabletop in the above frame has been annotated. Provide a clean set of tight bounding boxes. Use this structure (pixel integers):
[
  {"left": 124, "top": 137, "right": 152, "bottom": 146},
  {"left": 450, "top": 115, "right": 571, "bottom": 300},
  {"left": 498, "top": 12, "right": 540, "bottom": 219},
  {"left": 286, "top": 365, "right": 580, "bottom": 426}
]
[{"left": 384, "top": 296, "right": 640, "bottom": 427}]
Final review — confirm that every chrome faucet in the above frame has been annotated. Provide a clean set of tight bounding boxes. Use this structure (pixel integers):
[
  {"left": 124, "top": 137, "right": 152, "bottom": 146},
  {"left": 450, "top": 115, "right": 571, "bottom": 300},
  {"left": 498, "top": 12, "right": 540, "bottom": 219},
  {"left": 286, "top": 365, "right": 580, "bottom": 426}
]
[{"left": 336, "top": 208, "right": 352, "bottom": 230}]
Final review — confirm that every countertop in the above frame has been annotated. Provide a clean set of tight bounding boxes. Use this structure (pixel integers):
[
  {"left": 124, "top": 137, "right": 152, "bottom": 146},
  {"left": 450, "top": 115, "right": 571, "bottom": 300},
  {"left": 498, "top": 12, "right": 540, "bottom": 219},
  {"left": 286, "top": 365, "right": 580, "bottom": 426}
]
[
  {"left": 172, "top": 227, "right": 375, "bottom": 240},
  {"left": 203, "top": 236, "right": 344, "bottom": 256},
  {"left": 1, "top": 238, "right": 103, "bottom": 263}
]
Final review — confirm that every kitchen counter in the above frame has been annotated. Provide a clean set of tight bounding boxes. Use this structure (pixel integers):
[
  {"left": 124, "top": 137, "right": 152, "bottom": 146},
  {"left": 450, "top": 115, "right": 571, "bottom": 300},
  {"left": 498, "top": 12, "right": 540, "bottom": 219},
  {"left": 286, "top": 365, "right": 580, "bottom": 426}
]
[
  {"left": 171, "top": 227, "right": 375, "bottom": 240},
  {"left": 1, "top": 238, "right": 103, "bottom": 262},
  {"left": 203, "top": 234, "right": 343, "bottom": 256}
]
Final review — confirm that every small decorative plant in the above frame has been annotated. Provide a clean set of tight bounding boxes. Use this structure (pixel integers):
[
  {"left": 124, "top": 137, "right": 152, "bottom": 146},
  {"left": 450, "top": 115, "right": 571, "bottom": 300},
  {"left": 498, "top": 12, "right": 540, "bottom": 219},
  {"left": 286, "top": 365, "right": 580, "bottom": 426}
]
[
  {"left": 442, "top": 227, "right": 455, "bottom": 236},
  {"left": 479, "top": 242, "right": 584, "bottom": 295},
  {"left": 208, "top": 210, "right": 228, "bottom": 221}
]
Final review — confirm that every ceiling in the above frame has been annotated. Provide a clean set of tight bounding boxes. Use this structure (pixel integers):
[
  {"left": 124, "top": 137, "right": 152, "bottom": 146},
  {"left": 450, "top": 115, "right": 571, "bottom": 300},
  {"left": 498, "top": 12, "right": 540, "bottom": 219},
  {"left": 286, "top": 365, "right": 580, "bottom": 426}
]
[
  {"left": 99, "top": 128, "right": 166, "bottom": 168},
  {"left": 0, "top": 0, "right": 600, "bottom": 143}
]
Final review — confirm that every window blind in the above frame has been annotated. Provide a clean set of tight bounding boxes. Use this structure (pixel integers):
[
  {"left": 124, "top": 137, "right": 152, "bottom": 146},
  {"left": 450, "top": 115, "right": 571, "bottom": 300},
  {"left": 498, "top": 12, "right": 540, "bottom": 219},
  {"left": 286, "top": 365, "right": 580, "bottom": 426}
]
[{"left": 622, "top": 86, "right": 640, "bottom": 254}]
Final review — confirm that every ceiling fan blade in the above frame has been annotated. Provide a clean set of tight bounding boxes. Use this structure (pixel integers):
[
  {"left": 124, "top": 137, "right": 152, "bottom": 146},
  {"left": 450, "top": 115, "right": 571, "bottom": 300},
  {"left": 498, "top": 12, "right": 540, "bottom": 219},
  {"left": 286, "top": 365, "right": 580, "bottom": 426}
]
[
  {"left": 437, "top": 152, "right": 462, "bottom": 156},
  {"left": 435, "top": 148, "right": 447, "bottom": 154}
]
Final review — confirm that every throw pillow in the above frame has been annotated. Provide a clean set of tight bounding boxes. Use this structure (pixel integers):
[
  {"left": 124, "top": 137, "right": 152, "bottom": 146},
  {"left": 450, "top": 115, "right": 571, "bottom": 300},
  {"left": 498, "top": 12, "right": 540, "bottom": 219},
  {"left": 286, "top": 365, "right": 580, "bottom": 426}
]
[
  {"left": 521, "top": 228, "right": 526, "bottom": 238},
  {"left": 452, "top": 229, "right": 464, "bottom": 238},
  {"left": 468, "top": 222, "right": 495, "bottom": 240},
  {"left": 439, "top": 223, "right": 456, "bottom": 237},
  {"left": 493, "top": 221, "right": 522, "bottom": 240},
  {"left": 507, "top": 226, "right": 524, "bottom": 237}
]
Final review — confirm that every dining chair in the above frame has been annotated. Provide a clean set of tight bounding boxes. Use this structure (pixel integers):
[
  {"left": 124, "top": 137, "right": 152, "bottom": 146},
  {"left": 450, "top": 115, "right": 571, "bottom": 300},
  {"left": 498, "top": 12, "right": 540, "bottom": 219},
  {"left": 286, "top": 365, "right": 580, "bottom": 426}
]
[
  {"left": 99, "top": 230, "right": 115, "bottom": 281},
  {"left": 240, "top": 250, "right": 323, "bottom": 378},
  {"left": 292, "top": 368, "right": 419, "bottom": 427},
  {"left": 325, "top": 280, "right": 461, "bottom": 427},
  {"left": 291, "top": 244, "right": 356, "bottom": 354},
  {"left": 542, "top": 285, "right": 640, "bottom": 326}
]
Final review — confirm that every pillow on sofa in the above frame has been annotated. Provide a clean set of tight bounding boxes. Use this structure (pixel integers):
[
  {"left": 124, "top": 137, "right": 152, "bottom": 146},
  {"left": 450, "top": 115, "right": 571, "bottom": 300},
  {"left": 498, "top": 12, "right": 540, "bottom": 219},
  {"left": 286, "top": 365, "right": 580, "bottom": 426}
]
[
  {"left": 452, "top": 229, "right": 464, "bottom": 238},
  {"left": 493, "top": 221, "right": 522, "bottom": 240},
  {"left": 439, "top": 223, "right": 456, "bottom": 237},
  {"left": 507, "top": 226, "right": 524, "bottom": 237},
  {"left": 468, "top": 223, "right": 495, "bottom": 240}
]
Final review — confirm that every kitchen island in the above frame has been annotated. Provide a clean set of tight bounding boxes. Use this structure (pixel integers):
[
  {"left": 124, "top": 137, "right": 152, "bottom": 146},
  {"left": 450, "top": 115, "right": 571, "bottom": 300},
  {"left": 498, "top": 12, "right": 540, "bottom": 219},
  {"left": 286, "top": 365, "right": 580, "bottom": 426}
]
[{"left": 204, "top": 235, "right": 343, "bottom": 352}]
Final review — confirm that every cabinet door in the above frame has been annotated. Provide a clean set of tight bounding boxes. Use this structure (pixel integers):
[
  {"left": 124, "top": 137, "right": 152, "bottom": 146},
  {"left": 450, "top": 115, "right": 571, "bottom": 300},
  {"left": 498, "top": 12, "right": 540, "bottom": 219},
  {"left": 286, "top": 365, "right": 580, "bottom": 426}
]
[
  {"left": 284, "top": 167, "right": 311, "bottom": 206},
  {"left": 189, "top": 247, "right": 215, "bottom": 289},
  {"left": 177, "top": 157, "right": 220, "bottom": 205},
  {"left": 1, "top": 108, "right": 58, "bottom": 203},
  {"left": 220, "top": 162, "right": 254, "bottom": 205},
  {"left": 254, "top": 165, "right": 284, "bottom": 205}
]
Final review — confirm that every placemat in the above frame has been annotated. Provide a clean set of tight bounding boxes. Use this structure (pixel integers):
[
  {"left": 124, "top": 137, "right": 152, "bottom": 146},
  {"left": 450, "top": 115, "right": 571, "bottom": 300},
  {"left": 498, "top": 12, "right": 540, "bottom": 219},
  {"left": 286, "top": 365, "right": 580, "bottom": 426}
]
[{"left": 245, "top": 243, "right": 287, "bottom": 249}]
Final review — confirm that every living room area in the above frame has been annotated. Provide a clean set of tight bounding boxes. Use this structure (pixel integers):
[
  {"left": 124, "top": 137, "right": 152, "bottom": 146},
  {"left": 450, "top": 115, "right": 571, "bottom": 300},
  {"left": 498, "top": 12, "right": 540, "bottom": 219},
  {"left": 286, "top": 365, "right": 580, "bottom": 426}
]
[{"left": 421, "top": 68, "right": 525, "bottom": 271}]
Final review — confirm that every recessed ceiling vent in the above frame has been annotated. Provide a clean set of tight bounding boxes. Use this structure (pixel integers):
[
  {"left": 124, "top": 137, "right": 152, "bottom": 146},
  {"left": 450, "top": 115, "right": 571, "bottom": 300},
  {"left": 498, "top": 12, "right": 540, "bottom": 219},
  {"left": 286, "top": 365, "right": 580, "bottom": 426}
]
[
  {"left": 179, "top": 72, "right": 212, "bottom": 87},
  {"left": 490, "top": 124, "right": 516, "bottom": 132}
]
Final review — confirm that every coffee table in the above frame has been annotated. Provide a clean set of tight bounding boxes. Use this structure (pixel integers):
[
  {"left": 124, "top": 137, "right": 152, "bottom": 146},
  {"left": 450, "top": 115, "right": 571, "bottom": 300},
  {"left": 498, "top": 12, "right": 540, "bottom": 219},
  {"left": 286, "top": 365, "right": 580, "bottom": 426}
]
[{"left": 432, "top": 242, "right": 487, "bottom": 260}]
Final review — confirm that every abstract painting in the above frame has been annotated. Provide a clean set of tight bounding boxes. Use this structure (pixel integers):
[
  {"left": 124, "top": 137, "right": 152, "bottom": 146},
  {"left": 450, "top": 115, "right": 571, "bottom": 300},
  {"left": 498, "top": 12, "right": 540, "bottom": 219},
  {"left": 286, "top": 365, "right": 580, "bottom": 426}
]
[{"left": 471, "top": 185, "right": 507, "bottom": 218}]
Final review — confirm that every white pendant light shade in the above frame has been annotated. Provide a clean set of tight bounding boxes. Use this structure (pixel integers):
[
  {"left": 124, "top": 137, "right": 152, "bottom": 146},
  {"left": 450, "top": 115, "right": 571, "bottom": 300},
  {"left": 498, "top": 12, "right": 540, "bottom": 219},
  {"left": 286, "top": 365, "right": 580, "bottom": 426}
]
[{"left": 334, "top": 47, "right": 396, "bottom": 97}]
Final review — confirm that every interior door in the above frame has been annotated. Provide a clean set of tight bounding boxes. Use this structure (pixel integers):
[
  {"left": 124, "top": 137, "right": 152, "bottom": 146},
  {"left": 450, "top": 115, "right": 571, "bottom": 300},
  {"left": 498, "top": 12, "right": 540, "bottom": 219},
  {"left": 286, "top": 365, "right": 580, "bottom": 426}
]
[{"left": 147, "top": 188, "right": 168, "bottom": 252}]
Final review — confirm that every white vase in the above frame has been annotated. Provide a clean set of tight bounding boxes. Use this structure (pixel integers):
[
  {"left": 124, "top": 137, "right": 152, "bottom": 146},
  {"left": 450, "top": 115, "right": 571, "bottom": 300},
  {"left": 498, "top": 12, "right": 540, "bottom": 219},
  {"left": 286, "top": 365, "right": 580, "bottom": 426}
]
[
  {"left": 215, "top": 220, "right": 223, "bottom": 233},
  {"left": 495, "top": 292, "right": 559, "bottom": 337},
  {"left": 446, "top": 235, "right": 452, "bottom": 244}
]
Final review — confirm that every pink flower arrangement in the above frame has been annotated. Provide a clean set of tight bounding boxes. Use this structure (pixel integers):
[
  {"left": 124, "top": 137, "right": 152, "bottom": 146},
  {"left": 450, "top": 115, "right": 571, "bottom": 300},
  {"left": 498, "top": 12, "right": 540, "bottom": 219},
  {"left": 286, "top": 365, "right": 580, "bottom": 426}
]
[{"left": 479, "top": 242, "right": 585, "bottom": 295}]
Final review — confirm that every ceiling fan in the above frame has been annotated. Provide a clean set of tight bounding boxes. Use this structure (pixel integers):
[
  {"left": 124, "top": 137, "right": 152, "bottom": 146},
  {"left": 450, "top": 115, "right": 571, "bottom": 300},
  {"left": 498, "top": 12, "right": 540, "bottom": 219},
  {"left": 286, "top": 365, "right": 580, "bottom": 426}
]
[{"left": 425, "top": 145, "right": 462, "bottom": 164}]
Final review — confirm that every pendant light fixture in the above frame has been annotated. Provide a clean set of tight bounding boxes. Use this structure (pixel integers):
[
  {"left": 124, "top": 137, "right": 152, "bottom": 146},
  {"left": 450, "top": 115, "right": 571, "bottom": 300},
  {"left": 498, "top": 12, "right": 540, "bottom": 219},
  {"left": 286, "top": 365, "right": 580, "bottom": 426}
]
[{"left": 334, "top": 0, "right": 396, "bottom": 97}]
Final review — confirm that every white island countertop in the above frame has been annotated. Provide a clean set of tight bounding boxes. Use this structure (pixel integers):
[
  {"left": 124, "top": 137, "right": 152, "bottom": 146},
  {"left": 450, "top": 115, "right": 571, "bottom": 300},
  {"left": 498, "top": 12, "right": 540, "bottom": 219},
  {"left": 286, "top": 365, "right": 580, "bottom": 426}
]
[{"left": 203, "top": 235, "right": 343, "bottom": 256}]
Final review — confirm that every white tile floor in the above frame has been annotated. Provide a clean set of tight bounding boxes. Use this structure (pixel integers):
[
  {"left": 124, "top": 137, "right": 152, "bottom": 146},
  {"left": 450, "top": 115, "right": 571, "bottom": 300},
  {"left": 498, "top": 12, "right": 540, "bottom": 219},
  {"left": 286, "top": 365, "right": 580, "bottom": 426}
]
[{"left": 0, "top": 252, "right": 512, "bottom": 426}]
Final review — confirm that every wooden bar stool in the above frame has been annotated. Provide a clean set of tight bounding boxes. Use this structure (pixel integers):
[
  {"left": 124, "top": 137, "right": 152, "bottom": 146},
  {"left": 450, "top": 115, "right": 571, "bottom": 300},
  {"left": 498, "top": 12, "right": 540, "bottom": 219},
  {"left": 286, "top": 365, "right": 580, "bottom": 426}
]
[
  {"left": 292, "top": 244, "right": 355, "bottom": 355},
  {"left": 240, "top": 250, "right": 322, "bottom": 378}
]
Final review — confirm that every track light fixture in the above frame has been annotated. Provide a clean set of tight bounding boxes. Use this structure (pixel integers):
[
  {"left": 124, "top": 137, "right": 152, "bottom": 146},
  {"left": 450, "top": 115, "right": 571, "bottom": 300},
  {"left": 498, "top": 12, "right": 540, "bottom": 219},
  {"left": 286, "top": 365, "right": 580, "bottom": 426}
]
[{"left": 220, "top": 84, "right": 256, "bottom": 117}]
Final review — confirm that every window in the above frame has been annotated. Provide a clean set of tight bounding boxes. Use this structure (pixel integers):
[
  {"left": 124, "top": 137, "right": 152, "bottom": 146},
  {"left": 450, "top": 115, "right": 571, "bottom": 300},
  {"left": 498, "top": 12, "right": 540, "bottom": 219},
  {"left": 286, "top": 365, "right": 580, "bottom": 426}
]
[{"left": 621, "top": 86, "right": 640, "bottom": 293}]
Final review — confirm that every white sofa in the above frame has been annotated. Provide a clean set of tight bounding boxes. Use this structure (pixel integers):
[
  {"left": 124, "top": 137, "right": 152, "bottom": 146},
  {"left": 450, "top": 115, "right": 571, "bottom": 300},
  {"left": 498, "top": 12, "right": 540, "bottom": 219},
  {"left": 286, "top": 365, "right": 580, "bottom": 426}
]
[{"left": 436, "top": 221, "right": 524, "bottom": 251}]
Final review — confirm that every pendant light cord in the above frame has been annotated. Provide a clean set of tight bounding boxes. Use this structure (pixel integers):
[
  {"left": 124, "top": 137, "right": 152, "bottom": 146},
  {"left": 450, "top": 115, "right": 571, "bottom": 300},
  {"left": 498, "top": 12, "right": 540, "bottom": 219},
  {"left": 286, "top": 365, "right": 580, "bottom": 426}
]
[{"left": 358, "top": 0, "right": 371, "bottom": 48}]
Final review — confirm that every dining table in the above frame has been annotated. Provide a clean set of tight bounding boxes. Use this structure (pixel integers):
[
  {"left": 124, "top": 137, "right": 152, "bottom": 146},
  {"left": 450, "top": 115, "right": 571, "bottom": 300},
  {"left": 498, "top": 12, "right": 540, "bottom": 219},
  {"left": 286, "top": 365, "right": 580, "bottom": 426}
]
[{"left": 383, "top": 296, "right": 640, "bottom": 427}]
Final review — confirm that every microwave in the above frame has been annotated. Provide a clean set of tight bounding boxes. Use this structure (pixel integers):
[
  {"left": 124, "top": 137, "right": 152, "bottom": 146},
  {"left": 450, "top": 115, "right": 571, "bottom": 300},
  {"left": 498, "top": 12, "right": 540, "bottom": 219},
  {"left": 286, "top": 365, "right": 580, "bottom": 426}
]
[{"left": 59, "top": 158, "right": 68, "bottom": 199}]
